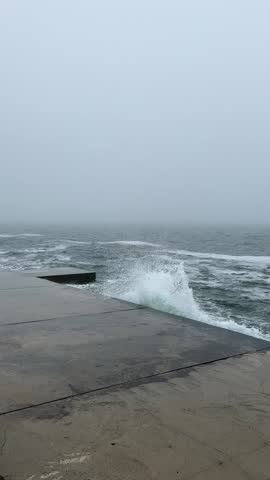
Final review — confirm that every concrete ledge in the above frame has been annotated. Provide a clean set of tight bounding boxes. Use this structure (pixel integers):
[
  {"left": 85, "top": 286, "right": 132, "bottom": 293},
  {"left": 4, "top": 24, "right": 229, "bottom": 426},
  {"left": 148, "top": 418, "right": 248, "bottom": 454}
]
[
  {"left": 23, "top": 267, "right": 96, "bottom": 284},
  {"left": 1, "top": 269, "right": 270, "bottom": 479}
]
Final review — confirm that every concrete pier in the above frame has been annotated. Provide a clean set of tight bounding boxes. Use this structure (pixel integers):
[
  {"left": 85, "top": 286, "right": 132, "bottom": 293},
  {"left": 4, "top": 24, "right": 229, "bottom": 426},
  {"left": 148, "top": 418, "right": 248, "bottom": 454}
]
[
  {"left": 0, "top": 269, "right": 270, "bottom": 479},
  {"left": 23, "top": 267, "right": 96, "bottom": 284}
]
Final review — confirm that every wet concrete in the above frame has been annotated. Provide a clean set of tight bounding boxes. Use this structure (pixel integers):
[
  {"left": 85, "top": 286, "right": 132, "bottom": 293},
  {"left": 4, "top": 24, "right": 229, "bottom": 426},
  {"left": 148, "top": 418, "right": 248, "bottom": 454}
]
[
  {"left": 1, "top": 306, "right": 268, "bottom": 414},
  {"left": 1, "top": 350, "right": 270, "bottom": 480},
  {"left": 0, "top": 270, "right": 144, "bottom": 326},
  {"left": 0, "top": 271, "right": 269, "bottom": 414},
  {"left": 0, "top": 270, "right": 270, "bottom": 479}
]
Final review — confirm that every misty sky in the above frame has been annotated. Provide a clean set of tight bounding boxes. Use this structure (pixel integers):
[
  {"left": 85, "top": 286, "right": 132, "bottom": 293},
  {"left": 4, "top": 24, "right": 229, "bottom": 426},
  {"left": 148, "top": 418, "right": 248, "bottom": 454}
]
[{"left": 0, "top": 0, "right": 269, "bottom": 224}]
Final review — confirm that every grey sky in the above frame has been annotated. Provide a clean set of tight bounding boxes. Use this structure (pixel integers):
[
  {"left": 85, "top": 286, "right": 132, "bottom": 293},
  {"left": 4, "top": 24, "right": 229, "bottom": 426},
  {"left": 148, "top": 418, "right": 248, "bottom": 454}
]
[{"left": 0, "top": 0, "right": 269, "bottom": 223}]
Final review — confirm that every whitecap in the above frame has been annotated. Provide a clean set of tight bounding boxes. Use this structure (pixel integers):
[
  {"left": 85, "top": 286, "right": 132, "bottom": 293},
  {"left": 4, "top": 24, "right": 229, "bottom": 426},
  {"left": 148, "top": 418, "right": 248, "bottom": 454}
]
[
  {"left": 168, "top": 249, "right": 270, "bottom": 266},
  {"left": 47, "top": 244, "right": 67, "bottom": 252},
  {"left": 17, "top": 244, "right": 67, "bottom": 254},
  {"left": 101, "top": 259, "right": 270, "bottom": 341},
  {"left": 0, "top": 233, "right": 43, "bottom": 238},
  {"left": 19, "top": 233, "right": 44, "bottom": 237},
  {"left": 98, "top": 240, "right": 162, "bottom": 247},
  {"left": 66, "top": 240, "right": 92, "bottom": 245},
  {"left": 55, "top": 254, "right": 71, "bottom": 262}
]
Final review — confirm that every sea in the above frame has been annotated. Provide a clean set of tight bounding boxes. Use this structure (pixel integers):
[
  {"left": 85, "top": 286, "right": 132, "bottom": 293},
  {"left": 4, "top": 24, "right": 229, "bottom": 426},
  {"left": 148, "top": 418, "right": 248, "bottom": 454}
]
[{"left": 0, "top": 223, "right": 269, "bottom": 340}]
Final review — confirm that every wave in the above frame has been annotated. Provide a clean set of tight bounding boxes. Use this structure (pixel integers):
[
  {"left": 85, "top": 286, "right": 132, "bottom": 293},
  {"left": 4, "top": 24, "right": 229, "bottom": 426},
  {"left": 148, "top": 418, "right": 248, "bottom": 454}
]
[
  {"left": 18, "top": 244, "right": 67, "bottom": 254},
  {"left": 19, "top": 233, "right": 43, "bottom": 237},
  {"left": 101, "top": 260, "right": 269, "bottom": 341},
  {"left": 23, "top": 248, "right": 47, "bottom": 254},
  {"left": 98, "top": 240, "right": 270, "bottom": 265},
  {"left": 169, "top": 249, "right": 270, "bottom": 265},
  {"left": 66, "top": 240, "right": 92, "bottom": 245},
  {"left": 55, "top": 254, "right": 71, "bottom": 262},
  {"left": 98, "top": 240, "right": 162, "bottom": 247},
  {"left": 46, "top": 244, "right": 67, "bottom": 252},
  {"left": 120, "top": 262, "right": 210, "bottom": 322},
  {"left": 0, "top": 233, "right": 43, "bottom": 238}
]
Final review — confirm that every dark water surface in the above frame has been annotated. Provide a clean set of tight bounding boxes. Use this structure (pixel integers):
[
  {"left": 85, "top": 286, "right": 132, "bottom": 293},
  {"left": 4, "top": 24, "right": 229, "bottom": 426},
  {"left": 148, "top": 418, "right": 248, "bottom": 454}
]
[{"left": 0, "top": 224, "right": 269, "bottom": 339}]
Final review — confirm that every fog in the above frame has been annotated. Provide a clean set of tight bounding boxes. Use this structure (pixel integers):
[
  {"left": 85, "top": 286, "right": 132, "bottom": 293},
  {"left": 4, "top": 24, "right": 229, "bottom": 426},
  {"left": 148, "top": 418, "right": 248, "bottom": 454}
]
[{"left": 0, "top": 0, "right": 269, "bottom": 224}]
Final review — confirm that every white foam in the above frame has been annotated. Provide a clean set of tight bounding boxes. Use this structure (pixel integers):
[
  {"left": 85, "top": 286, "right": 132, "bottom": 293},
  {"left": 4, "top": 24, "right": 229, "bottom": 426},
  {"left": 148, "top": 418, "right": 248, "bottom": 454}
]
[
  {"left": 0, "top": 233, "right": 43, "bottom": 238},
  {"left": 47, "top": 244, "right": 67, "bottom": 252},
  {"left": 99, "top": 240, "right": 162, "bottom": 247},
  {"left": 205, "top": 317, "right": 269, "bottom": 340},
  {"left": 208, "top": 267, "right": 249, "bottom": 276},
  {"left": 20, "top": 244, "right": 67, "bottom": 254},
  {"left": 98, "top": 241, "right": 270, "bottom": 265},
  {"left": 212, "top": 267, "right": 268, "bottom": 284},
  {"left": 66, "top": 240, "right": 92, "bottom": 245},
  {"left": 0, "top": 234, "right": 18, "bottom": 238},
  {"left": 121, "top": 262, "right": 209, "bottom": 322},
  {"left": 243, "top": 287, "right": 270, "bottom": 300},
  {"left": 23, "top": 248, "right": 47, "bottom": 254},
  {"left": 19, "top": 233, "right": 43, "bottom": 237},
  {"left": 102, "top": 260, "right": 269, "bottom": 341},
  {"left": 55, "top": 254, "right": 71, "bottom": 262},
  {"left": 169, "top": 249, "right": 270, "bottom": 266}
]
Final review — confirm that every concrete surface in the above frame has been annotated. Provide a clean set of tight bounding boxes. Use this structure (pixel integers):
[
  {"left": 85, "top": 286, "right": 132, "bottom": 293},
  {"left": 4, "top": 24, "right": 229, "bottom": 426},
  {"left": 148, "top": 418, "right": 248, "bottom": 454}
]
[
  {"left": 0, "top": 272, "right": 57, "bottom": 290},
  {"left": 23, "top": 267, "right": 96, "bottom": 284},
  {"left": 0, "top": 271, "right": 143, "bottom": 326},
  {"left": 0, "top": 270, "right": 269, "bottom": 479},
  {"left": 1, "top": 350, "right": 270, "bottom": 480},
  {"left": 0, "top": 307, "right": 268, "bottom": 414}
]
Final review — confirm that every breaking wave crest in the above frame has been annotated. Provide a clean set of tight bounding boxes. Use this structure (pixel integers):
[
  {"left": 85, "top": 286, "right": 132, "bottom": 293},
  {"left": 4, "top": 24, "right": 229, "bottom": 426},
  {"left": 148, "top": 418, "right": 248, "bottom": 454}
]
[
  {"left": 168, "top": 249, "right": 270, "bottom": 265},
  {"left": 20, "top": 244, "right": 67, "bottom": 254},
  {"left": 0, "top": 233, "right": 43, "bottom": 238},
  {"left": 101, "top": 261, "right": 268, "bottom": 340},
  {"left": 98, "top": 240, "right": 162, "bottom": 247},
  {"left": 98, "top": 240, "right": 270, "bottom": 265},
  {"left": 66, "top": 240, "right": 92, "bottom": 245},
  {"left": 122, "top": 262, "right": 208, "bottom": 321}
]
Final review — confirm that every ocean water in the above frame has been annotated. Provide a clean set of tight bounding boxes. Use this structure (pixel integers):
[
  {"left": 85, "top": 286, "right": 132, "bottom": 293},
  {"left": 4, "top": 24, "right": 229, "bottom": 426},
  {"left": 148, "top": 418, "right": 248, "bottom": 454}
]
[{"left": 0, "top": 224, "right": 269, "bottom": 340}]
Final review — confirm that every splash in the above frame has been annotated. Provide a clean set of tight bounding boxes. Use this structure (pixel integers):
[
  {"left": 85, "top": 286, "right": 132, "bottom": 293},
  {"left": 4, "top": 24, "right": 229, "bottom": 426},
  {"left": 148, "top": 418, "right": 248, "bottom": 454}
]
[
  {"left": 103, "top": 261, "right": 210, "bottom": 322},
  {"left": 100, "top": 260, "right": 269, "bottom": 340}
]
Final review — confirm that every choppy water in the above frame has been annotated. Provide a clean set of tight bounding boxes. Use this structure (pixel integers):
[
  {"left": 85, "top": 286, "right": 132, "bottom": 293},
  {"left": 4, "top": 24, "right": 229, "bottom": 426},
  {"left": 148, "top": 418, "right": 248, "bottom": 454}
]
[{"left": 0, "top": 224, "right": 269, "bottom": 340}]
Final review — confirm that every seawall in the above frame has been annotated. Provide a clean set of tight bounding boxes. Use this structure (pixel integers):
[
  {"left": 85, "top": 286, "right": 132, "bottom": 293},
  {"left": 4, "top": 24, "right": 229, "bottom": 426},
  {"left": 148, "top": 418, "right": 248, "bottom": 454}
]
[{"left": 0, "top": 268, "right": 269, "bottom": 479}]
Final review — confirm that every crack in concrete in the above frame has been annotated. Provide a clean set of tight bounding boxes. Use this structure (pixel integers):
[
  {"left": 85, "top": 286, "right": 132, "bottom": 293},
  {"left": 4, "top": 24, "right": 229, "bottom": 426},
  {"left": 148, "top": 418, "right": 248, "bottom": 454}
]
[
  {"left": 1, "top": 345, "right": 269, "bottom": 417},
  {"left": 0, "top": 306, "right": 147, "bottom": 328}
]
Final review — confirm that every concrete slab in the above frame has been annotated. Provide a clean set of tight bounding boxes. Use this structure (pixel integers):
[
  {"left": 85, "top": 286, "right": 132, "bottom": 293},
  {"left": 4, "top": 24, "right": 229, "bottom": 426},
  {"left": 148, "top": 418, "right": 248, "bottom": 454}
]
[
  {"left": 1, "top": 351, "right": 270, "bottom": 480},
  {"left": 0, "top": 287, "right": 143, "bottom": 326},
  {"left": 1, "top": 270, "right": 270, "bottom": 479},
  {"left": 0, "top": 272, "right": 56, "bottom": 290},
  {"left": 23, "top": 267, "right": 96, "bottom": 284},
  {"left": 0, "top": 307, "right": 268, "bottom": 413}
]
